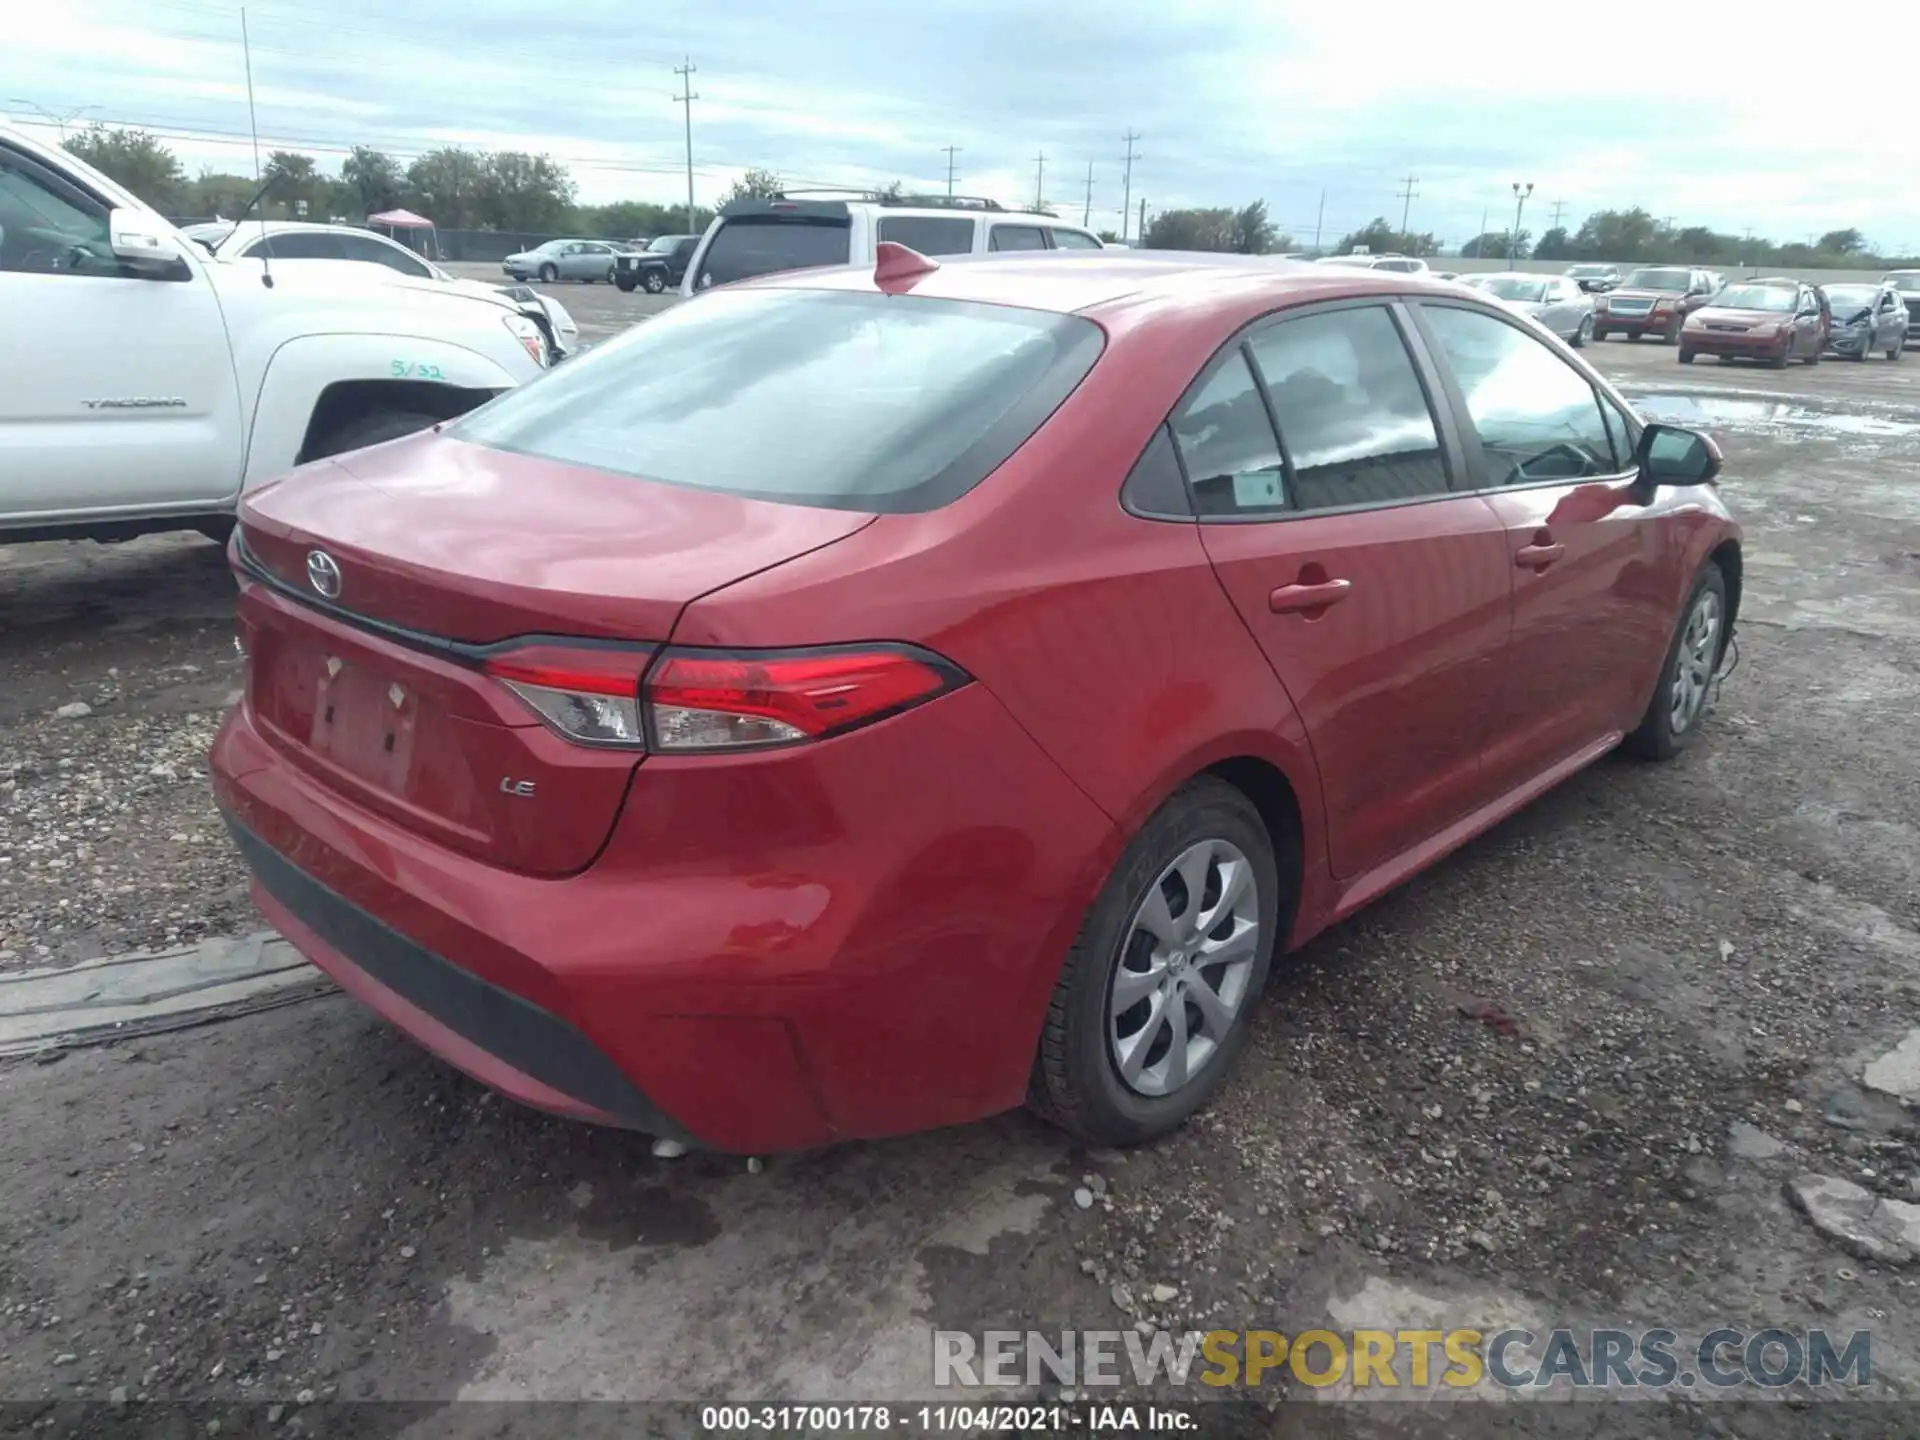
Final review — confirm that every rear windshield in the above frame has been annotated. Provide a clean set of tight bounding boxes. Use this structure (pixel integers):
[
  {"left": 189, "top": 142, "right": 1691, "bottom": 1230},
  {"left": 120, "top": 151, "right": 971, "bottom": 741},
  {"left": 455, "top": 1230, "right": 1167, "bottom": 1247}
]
[
  {"left": 693, "top": 216, "right": 852, "bottom": 287},
  {"left": 1481, "top": 276, "right": 1547, "bottom": 301},
  {"left": 452, "top": 288, "right": 1105, "bottom": 513}
]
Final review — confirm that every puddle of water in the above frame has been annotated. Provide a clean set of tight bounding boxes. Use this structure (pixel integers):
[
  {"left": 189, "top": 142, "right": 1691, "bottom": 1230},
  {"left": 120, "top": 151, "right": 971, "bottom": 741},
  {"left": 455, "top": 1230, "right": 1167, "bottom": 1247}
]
[{"left": 1633, "top": 393, "right": 1920, "bottom": 439}]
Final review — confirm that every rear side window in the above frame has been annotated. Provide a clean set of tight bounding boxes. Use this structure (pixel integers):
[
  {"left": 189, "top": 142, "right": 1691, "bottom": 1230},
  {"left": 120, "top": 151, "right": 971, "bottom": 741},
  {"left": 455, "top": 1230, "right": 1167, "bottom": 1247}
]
[
  {"left": 1049, "top": 228, "right": 1102, "bottom": 249},
  {"left": 1248, "top": 307, "right": 1449, "bottom": 511},
  {"left": 453, "top": 288, "right": 1103, "bottom": 514},
  {"left": 693, "top": 217, "right": 852, "bottom": 287},
  {"left": 878, "top": 215, "right": 975, "bottom": 255},
  {"left": 1420, "top": 304, "right": 1618, "bottom": 484},
  {"left": 338, "top": 233, "right": 432, "bottom": 276},
  {"left": 1170, "top": 352, "right": 1287, "bottom": 517},
  {"left": 989, "top": 225, "right": 1049, "bottom": 252},
  {"left": 244, "top": 231, "right": 345, "bottom": 260}
]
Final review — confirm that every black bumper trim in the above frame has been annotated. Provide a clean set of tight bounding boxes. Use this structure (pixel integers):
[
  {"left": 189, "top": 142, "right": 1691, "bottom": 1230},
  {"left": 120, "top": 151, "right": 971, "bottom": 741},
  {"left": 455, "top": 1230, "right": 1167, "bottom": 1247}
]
[{"left": 222, "top": 812, "right": 694, "bottom": 1144}]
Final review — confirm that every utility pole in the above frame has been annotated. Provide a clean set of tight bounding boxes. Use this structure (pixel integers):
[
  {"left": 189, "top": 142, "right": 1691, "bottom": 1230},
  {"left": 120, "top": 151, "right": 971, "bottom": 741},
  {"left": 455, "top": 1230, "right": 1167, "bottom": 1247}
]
[
  {"left": 1033, "top": 151, "right": 1045, "bottom": 212},
  {"left": 672, "top": 59, "right": 698, "bottom": 233},
  {"left": 941, "top": 144, "right": 961, "bottom": 197},
  {"left": 1082, "top": 160, "right": 1094, "bottom": 227},
  {"left": 1120, "top": 131, "right": 1140, "bottom": 241},
  {"left": 1137, "top": 196, "right": 1147, "bottom": 245},
  {"left": 1396, "top": 174, "right": 1419, "bottom": 239},
  {"left": 7, "top": 99, "right": 95, "bottom": 141},
  {"left": 1510, "top": 180, "right": 1533, "bottom": 261},
  {"left": 1313, "top": 189, "right": 1325, "bottom": 253},
  {"left": 1550, "top": 199, "right": 1567, "bottom": 230}
]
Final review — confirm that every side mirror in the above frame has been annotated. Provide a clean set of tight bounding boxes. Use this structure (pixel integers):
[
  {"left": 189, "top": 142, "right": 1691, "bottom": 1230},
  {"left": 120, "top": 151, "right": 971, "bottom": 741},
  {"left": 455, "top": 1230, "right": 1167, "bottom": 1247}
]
[
  {"left": 108, "top": 208, "right": 183, "bottom": 272},
  {"left": 1636, "top": 423, "right": 1721, "bottom": 487}
]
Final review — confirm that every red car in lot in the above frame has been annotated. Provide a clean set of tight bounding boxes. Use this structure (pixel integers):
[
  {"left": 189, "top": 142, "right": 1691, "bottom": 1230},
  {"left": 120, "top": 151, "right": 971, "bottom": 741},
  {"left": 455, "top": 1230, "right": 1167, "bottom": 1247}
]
[
  {"left": 212, "top": 249, "right": 1741, "bottom": 1153},
  {"left": 1679, "top": 280, "right": 1828, "bottom": 367},
  {"left": 1591, "top": 265, "right": 1721, "bottom": 342}
]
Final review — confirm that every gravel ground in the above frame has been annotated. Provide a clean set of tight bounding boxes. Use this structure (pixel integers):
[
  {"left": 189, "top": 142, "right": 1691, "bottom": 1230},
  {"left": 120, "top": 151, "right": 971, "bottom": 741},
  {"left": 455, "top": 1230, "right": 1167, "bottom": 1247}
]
[{"left": 2, "top": 338, "right": 1918, "bottom": 1433}]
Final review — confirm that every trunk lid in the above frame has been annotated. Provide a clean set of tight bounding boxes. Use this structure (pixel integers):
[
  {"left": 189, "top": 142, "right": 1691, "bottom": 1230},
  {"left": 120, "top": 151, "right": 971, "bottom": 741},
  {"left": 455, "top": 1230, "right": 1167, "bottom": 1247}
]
[{"left": 235, "top": 432, "right": 875, "bottom": 874}]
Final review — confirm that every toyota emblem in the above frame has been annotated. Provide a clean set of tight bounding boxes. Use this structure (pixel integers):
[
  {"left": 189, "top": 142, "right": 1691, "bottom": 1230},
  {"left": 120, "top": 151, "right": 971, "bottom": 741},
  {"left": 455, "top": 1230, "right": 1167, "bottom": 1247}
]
[{"left": 306, "top": 549, "right": 342, "bottom": 600}]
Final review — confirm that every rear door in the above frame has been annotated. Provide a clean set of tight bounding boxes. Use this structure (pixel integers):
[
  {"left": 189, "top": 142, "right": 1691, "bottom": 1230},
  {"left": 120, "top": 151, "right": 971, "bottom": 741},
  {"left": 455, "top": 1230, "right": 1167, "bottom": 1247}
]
[
  {"left": 876, "top": 214, "right": 976, "bottom": 256},
  {"left": 1181, "top": 301, "right": 1514, "bottom": 881},
  {"left": 1410, "top": 300, "right": 1666, "bottom": 789}
]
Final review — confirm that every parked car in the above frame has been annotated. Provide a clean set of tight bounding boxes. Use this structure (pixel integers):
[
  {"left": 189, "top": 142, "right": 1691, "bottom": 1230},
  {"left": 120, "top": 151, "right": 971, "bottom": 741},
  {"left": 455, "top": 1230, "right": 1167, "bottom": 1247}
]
[
  {"left": 1678, "top": 280, "right": 1826, "bottom": 367},
  {"left": 212, "top": 250, "right": 1740, "bottom": 1154},
  {"left": 503, "top": 238, "right": 626, "bottom": 283},
  {"left": 1467, "top": 271, "right": 1595, "bottom": 346},
  {"left": 613, "top": 233, "right": 700, "bottom": 293},
  {"left": 1592, "top": 266, "right": 1720, "bottom": 342},
  {"left": 1819, "top": 282, "right": 1907, "bottom": 361},
  {"left": 679, "top": 192, "right": 1103, "bottom": 297},
  {"left": 1564, "top": 263, "right": 1621, "bottom": 294},
  {"left": 207, "top": 221, "right": 579, "bottom": 358},
  {"left": 1311, "top": 252, "right": 1430, "bottom": 274},
  {"left": 1884, "top": 271, "right": 1920, "bottom": 340},
  {"left": 0, "top": 123, "right": 547, "bottom": 547}
]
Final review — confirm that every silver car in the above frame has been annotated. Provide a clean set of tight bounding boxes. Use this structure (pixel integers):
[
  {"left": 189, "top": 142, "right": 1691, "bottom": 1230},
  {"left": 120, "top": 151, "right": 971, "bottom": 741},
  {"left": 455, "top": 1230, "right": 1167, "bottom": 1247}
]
[
  {"left": 502, "top": 238, "right": 627, "bottom": 284},
  {"left": 1465, "top": 271, "right": 1595, "bottom": 348}
]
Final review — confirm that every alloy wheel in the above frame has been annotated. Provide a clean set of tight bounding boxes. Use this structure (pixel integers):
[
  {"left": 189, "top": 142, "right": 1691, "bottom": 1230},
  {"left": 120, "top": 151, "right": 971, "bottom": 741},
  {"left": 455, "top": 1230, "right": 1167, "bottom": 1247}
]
[
  {"left": 1669, "top": 590, "right": 1721, "bottom": 735},
  {"left": 1109, "top": 838, "right": 1261, "bottom": 1098}
]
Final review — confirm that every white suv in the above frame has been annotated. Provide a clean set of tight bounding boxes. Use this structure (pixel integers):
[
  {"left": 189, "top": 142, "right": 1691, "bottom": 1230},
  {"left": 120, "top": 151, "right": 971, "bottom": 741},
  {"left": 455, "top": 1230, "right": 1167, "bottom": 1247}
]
[
  {"left": 1312, "top": 252, "right": 1430, "bottom": 274},
  {"left": 681, "top": 192, "right": 1103, "bottom": 296}
]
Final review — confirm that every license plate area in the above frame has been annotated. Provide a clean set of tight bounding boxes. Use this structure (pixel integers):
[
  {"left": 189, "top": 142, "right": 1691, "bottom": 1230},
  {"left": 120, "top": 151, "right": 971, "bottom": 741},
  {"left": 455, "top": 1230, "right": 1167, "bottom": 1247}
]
[{"left": 310, "top": 654, "right": 421, "bottom": 794}]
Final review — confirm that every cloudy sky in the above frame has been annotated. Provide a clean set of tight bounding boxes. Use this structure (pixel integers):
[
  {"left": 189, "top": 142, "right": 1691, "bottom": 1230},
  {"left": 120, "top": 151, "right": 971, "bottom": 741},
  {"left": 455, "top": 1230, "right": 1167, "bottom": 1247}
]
[{"left": 8, "top": 0, "right": 1916, "bottom": 251}]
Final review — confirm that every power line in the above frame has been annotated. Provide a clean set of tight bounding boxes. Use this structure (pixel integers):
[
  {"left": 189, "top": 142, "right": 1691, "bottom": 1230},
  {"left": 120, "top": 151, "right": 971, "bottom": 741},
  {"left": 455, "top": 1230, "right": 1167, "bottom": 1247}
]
[
  {"left": 672, "top": 58, "right": 698, "bottom": 233},
  {"left": 1120, "top": 131, "right": 1140, "bottom": 242},
  {"left": 941, "top": 144, "right": 960, "bottom": 197}
]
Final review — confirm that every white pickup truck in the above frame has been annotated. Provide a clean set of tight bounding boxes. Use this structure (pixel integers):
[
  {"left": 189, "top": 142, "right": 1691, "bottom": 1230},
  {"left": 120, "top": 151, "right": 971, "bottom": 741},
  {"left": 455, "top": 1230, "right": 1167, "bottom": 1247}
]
[{"left": 0, "top": 125, "right": 548, "bottom": 545}]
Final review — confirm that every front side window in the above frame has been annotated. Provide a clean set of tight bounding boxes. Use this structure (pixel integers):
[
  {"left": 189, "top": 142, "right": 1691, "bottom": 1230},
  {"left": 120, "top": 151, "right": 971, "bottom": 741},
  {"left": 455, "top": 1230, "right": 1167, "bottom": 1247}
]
[
  {"left": 1420, "top": 304, "right": 1618, "bottom": 485},
  {"left": 1170, "top": 352, "right": 1287, "bottom": 517},
  {"left": 988, "top": 225, "right": 1048, "bottom": 252},
  {"left": 877, "top": 215, "right": 975, "bottom": 256},
  {"left": 453, "top": 288, "right": 1103, "bottom": 513},
  {"left": 0, "top": 148, "right": 115, "bottom": 276},
  {"left": 1249, "top": 306, "right": 1449, "bottom": 511}
]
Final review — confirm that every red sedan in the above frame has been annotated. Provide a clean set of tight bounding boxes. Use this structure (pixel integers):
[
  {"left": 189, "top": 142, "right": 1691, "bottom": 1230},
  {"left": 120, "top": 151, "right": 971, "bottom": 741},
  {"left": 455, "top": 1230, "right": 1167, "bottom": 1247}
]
[{"left": 211, "top": 248, "right": 1741, "bottom": 1153}]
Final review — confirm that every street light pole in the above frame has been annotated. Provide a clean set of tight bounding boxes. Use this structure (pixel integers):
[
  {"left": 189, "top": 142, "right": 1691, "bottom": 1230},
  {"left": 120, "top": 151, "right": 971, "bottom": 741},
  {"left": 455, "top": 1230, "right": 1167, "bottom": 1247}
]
[{"left": 1510, "top": 181, "right": 1534, "bottom": 261}]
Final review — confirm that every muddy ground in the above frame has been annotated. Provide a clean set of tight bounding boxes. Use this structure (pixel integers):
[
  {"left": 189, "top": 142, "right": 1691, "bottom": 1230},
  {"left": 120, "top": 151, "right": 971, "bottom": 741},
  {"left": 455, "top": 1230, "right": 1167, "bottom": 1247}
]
[{"left": 3, "top": 337, "right": 1919, "bottom": 1436}]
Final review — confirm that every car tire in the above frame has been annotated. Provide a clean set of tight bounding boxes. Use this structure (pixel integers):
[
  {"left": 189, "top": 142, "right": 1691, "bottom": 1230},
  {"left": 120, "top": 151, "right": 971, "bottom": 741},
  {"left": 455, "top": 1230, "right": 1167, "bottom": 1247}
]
[
  {"left": 1592, "top": 326, "right": 1610, "bottom": 342},
  {"left": 1623, "top": 564, "right": 1729, "bottom": 763},
  {"left": 1028, "top": 777, "right": 1283, "bottom": 1147},
  {"left": 1852, "top": 337, "right": 1870, "bottom": 362},
  {"left": 644, "top": 270, "right": 668, "bottom": 294},
  {"left": 537, "top": 263, "right": 558, "bottom": 283},
  {"left": 308, "top": 409, "right": 441, "bottom": 461},
  {"left": 1802, "top": 344, "right": 1820, "bottom": 366},
  {"left": 1627, "top": 331, "right": 1640, "bottom": 342},
  {"left": 1891, "top": 337, "right": 1905, "bottom": 361},
  {"left": 615, "top": 272, "right": 638, "bottom": 292},
  {"left": 1571, "top": 315, "right": 1592, "bottom": 348},
  {"left": 1768, "top": 342, "right": 1791, "bottom": 370},
  {"left": 1662, "top": 314, "right": 1683, "bottom": 344},
  {"left": 1678, "top": 348, "right": 1695, "bottom": 364}
]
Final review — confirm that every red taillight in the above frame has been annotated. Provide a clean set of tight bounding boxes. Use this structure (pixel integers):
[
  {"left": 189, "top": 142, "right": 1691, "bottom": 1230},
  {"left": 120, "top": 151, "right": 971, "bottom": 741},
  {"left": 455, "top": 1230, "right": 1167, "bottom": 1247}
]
[
  {"left": 481, "top": 642, "right": 652, "bottom": 748},
  {"left": 645, "top": 645, "right": 967, "bottom": 752}
]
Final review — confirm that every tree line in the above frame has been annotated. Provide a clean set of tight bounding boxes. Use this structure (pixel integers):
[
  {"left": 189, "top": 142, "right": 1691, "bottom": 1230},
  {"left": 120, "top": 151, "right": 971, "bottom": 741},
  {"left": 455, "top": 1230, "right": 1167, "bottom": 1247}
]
[{"left": 61, "top": 126, "right": 1920, "bottom": 266}]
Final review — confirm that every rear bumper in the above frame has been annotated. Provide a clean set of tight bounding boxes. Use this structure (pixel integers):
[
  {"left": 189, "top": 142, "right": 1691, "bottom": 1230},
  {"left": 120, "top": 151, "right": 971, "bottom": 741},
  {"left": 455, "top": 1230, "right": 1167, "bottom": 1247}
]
[{"left": 210, "top": 675, "right": 1117, "bottom": 1153}]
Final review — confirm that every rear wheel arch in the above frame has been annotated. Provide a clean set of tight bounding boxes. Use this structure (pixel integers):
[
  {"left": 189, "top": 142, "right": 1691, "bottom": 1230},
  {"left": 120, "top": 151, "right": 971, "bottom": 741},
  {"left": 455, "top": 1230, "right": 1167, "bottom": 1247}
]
[
  {"left": 1204, "top": 755, "right": 1306, "bottom": 947},
  {"left": 1708, "top": 538, "right": 1743, "bottom": 634},
  {"left": 295, "top": 379, "right": 497, "bottom": 464}
]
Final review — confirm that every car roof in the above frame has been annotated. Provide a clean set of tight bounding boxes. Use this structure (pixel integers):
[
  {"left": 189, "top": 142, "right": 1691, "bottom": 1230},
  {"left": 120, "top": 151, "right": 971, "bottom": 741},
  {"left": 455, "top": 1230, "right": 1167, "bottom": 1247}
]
[
  {"left": 734, "top": 249, "right": 1473, "bottom": 320},
  {"left": 717, "top": 195, "right": 1088, "bottom": 230}
]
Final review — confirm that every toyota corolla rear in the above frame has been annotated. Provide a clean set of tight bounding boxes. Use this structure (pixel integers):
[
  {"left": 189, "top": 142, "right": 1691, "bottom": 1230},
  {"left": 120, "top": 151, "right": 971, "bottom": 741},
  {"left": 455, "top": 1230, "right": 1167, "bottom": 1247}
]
[{"left": 210, "top": 281, "right": 1119, "bottom": 1152}]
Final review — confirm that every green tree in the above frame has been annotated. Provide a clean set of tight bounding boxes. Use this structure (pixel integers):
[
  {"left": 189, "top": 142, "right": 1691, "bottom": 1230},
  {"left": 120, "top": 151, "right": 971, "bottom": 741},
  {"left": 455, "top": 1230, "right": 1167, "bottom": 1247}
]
[
  {"left": 1144, "top": 207, "right": 1236, "bottom": 251},
  {"left": 62, "top": 126, "right": 185, "bottom": 210},
  {"left": 1818, "top": 227, "right": 1865, "bottom": 256},
  {"left": 1571, "top": 207, "right": 1658, "bottom": 261},
  {"left": 1096, "top": 228, "right": 1120, "bottom": 244},
  {"left": 473, "top": 151, "right": 575, "bottom": 232},
  {"left": 183, "top": 170, "right": 257, "bottom": 220},
  {"left": 260, "top": 150, "right": 320, "bottom": 218},
  {"left": 340, "top": 147, "right": 403, "bottom": 218},
  {"left": 1335, "top": 216, "right": 1436, "bottom": 258},
  {"left": 1533, "top": 226, "right": 1570, "bottom": 260},
  {"left": 405, "top": 148, "right": 482, "bottom": 229},
  {"left": 719, "top": 166, "right": 784, "bottom": 206},
  {"left": 1229, "top": 200, "right": 1277, "bottom": 255}
]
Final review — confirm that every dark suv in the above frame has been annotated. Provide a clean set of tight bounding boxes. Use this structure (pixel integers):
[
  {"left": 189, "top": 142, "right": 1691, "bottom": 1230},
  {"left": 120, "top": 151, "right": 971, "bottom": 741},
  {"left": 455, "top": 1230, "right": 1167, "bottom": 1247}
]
[
  {"left": 1592, "top": 266, "right": 1720, "bottom": 342},
  {"left": 613, "top": 234, "right": 700, "bottom": 294},
  {"left": 1887, "top": 272, "right": 1920, "bottom": 340}
]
